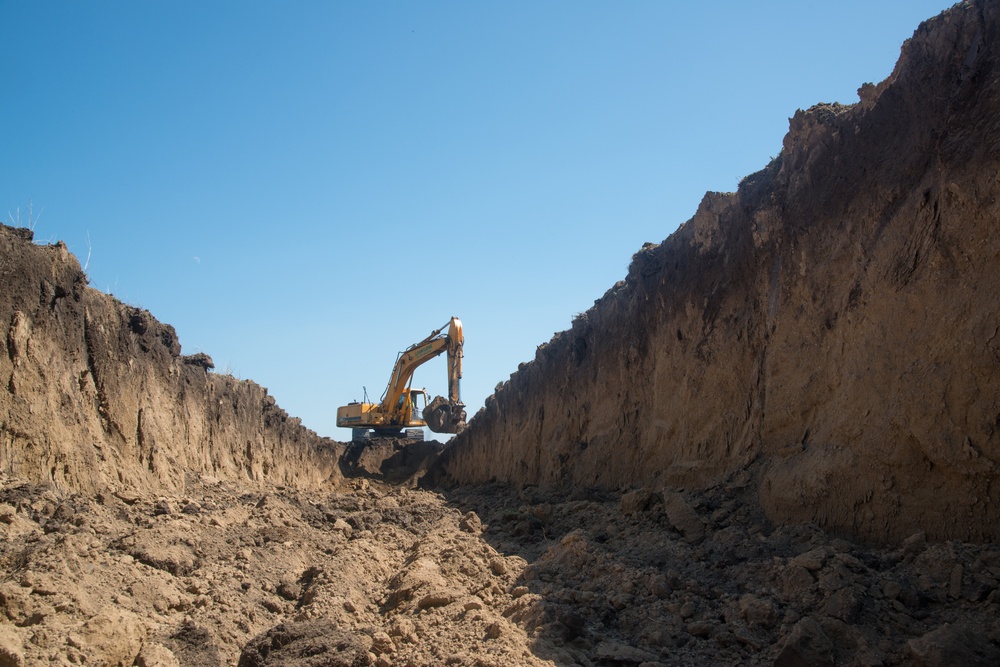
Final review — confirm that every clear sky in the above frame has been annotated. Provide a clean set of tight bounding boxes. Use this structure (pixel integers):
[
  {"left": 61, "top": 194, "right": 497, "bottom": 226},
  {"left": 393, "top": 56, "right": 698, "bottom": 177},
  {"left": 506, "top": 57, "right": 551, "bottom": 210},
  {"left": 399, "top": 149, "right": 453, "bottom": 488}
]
[{"left": 2, "top": 1, "right": 956, "bottom": 440}]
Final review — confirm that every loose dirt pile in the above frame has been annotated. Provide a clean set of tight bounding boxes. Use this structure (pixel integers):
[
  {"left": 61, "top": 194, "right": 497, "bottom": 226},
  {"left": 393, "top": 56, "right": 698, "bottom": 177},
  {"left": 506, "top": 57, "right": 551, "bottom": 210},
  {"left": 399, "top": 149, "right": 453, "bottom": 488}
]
[
  {"left": 0, "top": 468, "right": 544, "bottom": 667},
  {"left": 2, "top": 462, "right": 998, "bottom": 666}
]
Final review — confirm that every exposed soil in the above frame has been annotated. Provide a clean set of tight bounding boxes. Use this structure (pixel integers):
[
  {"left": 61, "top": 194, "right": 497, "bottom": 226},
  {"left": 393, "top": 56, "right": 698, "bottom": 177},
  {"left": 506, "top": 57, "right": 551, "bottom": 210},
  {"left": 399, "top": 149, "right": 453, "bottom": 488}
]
[
  {"left": 4, "top": 2, "right": 1000, "bottom": 666},
  {"left": 3, "top": 457, "right": 999, "bottom": 666},
  {"left": 442, "top": 0, "right": 1000, "bottom": 544}
]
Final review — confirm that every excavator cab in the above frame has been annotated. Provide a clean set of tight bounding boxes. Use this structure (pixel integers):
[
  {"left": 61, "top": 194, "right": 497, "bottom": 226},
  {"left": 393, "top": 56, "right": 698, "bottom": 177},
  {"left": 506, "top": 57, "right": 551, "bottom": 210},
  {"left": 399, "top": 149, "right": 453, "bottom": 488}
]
[{"left": 397, "top": 389, "right": 428, "bottom": 423}]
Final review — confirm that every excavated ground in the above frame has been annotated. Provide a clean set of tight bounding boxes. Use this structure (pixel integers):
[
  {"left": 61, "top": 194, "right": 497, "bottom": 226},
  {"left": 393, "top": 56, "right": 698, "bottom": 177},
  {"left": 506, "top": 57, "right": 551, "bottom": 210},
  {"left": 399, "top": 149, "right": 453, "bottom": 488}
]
[
  {"left": 2, "top": 455, "right": 998, "bottom": 667},
  {"left": 3, "top": 3, "right": 1000, "bottom": 665}
]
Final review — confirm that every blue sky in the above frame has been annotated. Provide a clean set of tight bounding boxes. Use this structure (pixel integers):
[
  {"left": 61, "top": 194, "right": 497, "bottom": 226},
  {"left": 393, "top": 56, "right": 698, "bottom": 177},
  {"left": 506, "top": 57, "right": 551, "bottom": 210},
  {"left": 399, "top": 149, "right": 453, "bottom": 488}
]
[{"left": 2, "top": 1, "right": 955, "bottom": 439}]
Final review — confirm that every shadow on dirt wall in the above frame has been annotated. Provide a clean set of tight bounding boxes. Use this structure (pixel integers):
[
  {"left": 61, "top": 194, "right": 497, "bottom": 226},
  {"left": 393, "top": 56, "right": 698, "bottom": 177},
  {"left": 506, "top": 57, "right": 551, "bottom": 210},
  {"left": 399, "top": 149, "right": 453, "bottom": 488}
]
[
  {"left": 334, "top": 440, "right": 1000, "bottom": 665},
  {"left": 430, "top": 468, "right": 1000, "bottom": 667}
]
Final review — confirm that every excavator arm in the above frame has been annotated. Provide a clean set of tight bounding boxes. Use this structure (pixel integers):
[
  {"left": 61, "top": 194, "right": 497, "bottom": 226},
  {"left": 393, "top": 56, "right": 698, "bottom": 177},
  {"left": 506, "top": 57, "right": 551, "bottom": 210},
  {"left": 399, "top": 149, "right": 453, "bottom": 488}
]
[{"left": 421, "top": 318, "right": 465, "bottom": 434}]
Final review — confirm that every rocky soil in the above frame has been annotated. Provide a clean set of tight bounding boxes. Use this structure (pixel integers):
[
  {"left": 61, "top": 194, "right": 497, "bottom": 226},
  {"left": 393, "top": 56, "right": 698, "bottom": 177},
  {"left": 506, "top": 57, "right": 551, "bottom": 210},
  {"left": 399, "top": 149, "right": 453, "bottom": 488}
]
[{"left": 2, "top": 457, "right": 999, "bottom": 666}]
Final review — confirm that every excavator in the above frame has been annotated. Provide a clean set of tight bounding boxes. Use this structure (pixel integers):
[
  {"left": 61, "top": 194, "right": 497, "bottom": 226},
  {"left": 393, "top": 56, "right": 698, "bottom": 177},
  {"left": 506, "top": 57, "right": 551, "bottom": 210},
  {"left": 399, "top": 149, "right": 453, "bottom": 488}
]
[{"left": 336, "top": 316, "right": 467, "bottom": 442}]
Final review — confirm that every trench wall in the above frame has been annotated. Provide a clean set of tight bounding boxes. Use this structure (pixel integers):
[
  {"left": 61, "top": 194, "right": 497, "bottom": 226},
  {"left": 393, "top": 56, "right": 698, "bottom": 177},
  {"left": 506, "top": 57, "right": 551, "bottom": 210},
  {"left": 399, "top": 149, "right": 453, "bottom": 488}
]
[{"left": 443, "top": 1, "right": 1000, "bottom": 543}]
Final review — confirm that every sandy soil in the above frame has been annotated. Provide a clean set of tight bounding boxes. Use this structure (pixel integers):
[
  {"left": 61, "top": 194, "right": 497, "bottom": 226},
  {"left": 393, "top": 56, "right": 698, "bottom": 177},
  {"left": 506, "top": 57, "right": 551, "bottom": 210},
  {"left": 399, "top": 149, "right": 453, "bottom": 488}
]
[{"left": 2, "top": 459, "right": 998, "bottom": 666}]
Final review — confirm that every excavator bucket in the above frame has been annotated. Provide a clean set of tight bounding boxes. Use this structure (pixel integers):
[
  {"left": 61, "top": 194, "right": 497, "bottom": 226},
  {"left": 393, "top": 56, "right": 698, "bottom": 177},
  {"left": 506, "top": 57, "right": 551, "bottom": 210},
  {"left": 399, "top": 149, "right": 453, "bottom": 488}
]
[{"left": 423, "top": 395, "right": 467, "bottom": 434}]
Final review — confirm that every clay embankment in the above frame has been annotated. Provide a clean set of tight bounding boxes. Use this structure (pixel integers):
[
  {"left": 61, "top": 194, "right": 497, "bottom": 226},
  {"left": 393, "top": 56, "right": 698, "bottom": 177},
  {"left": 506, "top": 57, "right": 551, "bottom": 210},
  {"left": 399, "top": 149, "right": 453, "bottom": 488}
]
[
  {"left": 442, "top": 0, "right": 1000, "bottom": 543},
  {"left": 0, "top": 224, "right": 342, "bottom": 495}
]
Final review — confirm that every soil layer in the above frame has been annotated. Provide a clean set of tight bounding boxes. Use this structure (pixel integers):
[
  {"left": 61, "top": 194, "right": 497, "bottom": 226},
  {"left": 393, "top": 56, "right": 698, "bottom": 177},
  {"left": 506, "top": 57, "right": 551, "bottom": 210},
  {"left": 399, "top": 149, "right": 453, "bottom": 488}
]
[{"left": 442, "top": 0, "right": 1000, "bottom": 544}]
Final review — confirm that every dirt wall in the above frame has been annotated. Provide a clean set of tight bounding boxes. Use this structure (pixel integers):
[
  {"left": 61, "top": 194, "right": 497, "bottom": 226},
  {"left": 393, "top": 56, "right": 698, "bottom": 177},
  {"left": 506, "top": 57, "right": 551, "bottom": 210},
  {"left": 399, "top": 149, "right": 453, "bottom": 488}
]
[
  {"left": 442, "top": 0, "right": 1000, "bottom": 543},
  {"left": 0, "top": 225, "right": 342, "bottom": 495}
]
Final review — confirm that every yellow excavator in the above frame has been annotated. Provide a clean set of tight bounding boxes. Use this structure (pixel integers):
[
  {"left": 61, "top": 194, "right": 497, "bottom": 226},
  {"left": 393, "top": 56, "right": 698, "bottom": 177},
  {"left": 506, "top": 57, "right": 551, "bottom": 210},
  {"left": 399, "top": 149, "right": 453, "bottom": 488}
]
[{"left": 336, "top": 316, "right": 467, "bottom": 442}]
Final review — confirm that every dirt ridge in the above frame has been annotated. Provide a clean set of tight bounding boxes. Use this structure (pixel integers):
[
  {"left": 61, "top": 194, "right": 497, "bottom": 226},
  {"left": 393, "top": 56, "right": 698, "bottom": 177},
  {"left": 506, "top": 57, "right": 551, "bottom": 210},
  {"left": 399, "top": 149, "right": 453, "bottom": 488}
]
[
  {"left": 0, "top": 225, "right": 343, "bottom": 496},
  {"left": 441, "top": 0, "right": 1000, "bottom": 544}
]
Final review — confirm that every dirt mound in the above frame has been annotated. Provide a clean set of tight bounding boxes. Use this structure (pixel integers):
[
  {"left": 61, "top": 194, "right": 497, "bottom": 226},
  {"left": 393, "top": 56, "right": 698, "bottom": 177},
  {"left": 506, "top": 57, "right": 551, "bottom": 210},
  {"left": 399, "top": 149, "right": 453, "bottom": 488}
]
[
  {"left": 0, "top": 473, "right": 552, "bottom": 666},
  {"left": 2, "top": 469, "right": 998, "bottom": 666},
  {"left": 339, "top": 439, "right": 445, "bottom": 485},
  {"left": 442, "top": 0, "right": 1000, "bottom": 544},
  {"left": 237, "top": 619, "right": 374, "bottom": 666}
]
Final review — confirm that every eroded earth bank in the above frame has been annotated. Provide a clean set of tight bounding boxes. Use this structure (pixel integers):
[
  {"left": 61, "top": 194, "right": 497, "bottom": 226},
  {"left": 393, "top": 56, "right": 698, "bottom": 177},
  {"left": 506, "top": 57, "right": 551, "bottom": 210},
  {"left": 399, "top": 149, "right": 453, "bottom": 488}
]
[
  {"left": 443, "top": 0, "right": 1000, "bottom": 545},
  {"left": 3, "top": 1, "right": 1000, "bottom": 666}
]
